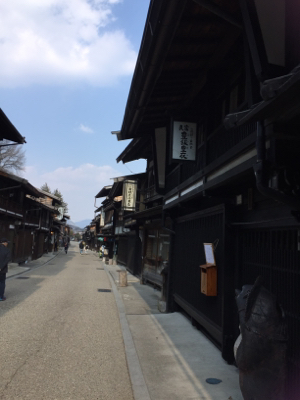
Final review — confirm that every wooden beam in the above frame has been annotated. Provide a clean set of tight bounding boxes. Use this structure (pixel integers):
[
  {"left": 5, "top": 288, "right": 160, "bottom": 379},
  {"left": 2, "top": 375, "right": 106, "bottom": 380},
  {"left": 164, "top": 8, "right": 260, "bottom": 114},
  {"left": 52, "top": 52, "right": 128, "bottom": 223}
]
[
  {"left": 238, "top": 0, "right": 269, "bottom": 81},
  {"left": 172, "top": 37, "right": 220, "bottom": 47},
  {"left": 182, "top": 28, "right": 241, "bottom": 108},
  {"left": 165, "top": 55, "right": 211, "bottom": 63},
  {"left": 192, "top": 0, "right": 242, "bottom": 29}
]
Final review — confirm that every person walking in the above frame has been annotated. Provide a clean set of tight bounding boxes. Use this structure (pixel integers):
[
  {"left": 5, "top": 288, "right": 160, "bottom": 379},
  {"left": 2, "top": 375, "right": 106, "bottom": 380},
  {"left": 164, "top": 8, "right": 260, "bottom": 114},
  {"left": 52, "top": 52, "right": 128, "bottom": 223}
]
[
  {"left": 63, "top": 234, "right": 70, "bottom": 254},
  {"left": 0, "top": 238, "right": 11, "bottom": 301},
  {"left": 79, "top": 241, "right": 84, "bottom": 255}
]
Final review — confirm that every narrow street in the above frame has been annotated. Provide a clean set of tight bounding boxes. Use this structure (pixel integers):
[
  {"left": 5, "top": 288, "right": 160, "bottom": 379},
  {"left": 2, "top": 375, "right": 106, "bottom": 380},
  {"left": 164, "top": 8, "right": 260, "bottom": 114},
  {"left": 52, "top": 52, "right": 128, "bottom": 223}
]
[{"left": 0, "top": 243, "right": 134, "bottom": 400}]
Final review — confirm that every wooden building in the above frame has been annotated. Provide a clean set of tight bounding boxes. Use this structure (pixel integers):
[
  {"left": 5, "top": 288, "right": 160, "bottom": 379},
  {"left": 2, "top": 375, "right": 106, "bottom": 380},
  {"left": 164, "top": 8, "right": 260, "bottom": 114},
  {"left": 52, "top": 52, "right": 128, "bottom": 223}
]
[
  {"left": 32, "top": 189, "right": 67, "bottom": 254},
  {"left": 95, "top": 174, "right": 145, "bottom": 272},
  {"left": 0, "top": 170, "right": 64, "bottom": 262},
  {"left": 114, "top": 0, "right": 300, "bottom": 395},
  {"left": 0, "top": 169, "right": 43, "bottom": 262},
  {"left": 0, "top": 109, "right": 68, "bottom": 260},
  {"left": 117, "top": 143, "right": 171, "bottom": 286}
]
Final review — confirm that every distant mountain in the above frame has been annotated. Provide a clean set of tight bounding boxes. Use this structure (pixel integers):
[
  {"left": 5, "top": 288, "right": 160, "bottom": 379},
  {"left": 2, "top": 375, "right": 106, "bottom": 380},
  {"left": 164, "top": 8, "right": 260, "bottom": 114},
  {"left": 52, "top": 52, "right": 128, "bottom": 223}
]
[
  {"left": 72, "top": 219, "right": 92, "bottom": 229},
  {"left": 66, "top": 221, "right": 82, "bottom": 232}
]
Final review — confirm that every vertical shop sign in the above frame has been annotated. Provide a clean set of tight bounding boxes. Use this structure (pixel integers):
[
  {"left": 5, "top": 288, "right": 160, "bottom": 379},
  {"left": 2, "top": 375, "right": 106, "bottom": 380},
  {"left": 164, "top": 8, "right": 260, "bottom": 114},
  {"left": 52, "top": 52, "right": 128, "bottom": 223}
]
[
  {"left": 122, "top": 180, "right": 137, "bottom": 211},
  {"left": 100, "top": 212, "right": 105, "bottom": 227},
  {"left": 172, "top": 121, "right": 197, "bottom": 161}
]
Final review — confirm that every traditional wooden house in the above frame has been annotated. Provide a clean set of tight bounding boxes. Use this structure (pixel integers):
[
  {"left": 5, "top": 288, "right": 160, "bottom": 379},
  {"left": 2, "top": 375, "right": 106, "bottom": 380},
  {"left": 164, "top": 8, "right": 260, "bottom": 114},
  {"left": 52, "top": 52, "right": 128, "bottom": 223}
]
[
  {"left": 112, "top": 173, "right": 145, "bottom": 275},
  {"left": 94, "top": 187, "right": 110, "bottom": 250},
  {"left": 116, "top": 142, "right": 171, "bottom": 286},
  {"left": 94, "top": 185, "right": 115, "bottom": 259},
  {"left": 88, "top": 220, "right": 97, "bottom": 250},
  {"left": 115, "top": 0, "right": 300, "bottom": 394},
  {"left": 0, "top": 110, "right": 69, "bottom": 259},
  {"left": 31, "top": 189, "right": 66, "bottom": 254},
  {"left": 60, "top": 214, "right": 71, "bottom": 239},
  {"left": 0, "top": 169, "right": 44, "bottom": 262},
  {"left": 95, "top": 174, "right": 145, "bottom": 272},
  {"left": 92, "top": 213, "right": 101, "bottom": 250},
  {"left": 0, "top": 169, "right": 65, "bottom": 261}
]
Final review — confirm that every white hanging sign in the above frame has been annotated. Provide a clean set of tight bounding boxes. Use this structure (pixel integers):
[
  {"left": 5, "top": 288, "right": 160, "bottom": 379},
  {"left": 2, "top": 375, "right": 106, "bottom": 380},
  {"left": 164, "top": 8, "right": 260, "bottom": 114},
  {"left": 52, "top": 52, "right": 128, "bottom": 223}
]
[
  {"left": 100, "top": 212, "right": 105, "bottom": 227},
  {"left": 56, "top": 207, "right": 64, "bottom": 220},
  {"left": 203, "top": 243, "right": 216, "bottom": 266},
  {"left": 172, "top": 121, "right": 197, "bottom": 161},
  {"left": 122, "top": 180, "right": 137, "bottom": 211}
]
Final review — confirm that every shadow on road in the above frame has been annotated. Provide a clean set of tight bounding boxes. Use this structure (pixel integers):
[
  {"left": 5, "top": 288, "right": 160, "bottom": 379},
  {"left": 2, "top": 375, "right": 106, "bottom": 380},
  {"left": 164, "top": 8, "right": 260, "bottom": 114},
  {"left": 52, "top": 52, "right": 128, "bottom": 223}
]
[{"left": 1, "top": 251, "right": 71, "bottom": 316}]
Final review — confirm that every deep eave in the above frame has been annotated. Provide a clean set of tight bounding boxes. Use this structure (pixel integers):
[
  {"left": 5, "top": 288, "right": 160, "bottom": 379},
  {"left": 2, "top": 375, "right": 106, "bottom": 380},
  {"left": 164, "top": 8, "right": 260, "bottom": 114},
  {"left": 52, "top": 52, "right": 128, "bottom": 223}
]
[
  {"left": 111, "top": 172, "right": 146, "bottom": 183},
  {"left": 0, "top": 109, "right": 26, "bottom": 144},
  {"left": 225, "top": 65, "right": 300, "bottom": 128},
  {"left": 0, "top": 169, "right": 43, "bottom": 198},
  {"left": 116, "top": 136, "right": 152, "bottom": 164},
  {"left": 123, "top": 205, "right": 163, "bottom": 220},
  {"left": 119, "top": 0, "right": 242, "bottom": 140},
  {"left": 95, "top": 185, "right": 113, "bottom": 198}
]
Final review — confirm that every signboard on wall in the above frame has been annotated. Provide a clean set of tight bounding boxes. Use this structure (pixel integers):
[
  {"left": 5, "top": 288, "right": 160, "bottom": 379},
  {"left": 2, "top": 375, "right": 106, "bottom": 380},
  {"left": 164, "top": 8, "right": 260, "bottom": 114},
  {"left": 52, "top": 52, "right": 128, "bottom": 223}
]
[
  {"left": 122, "top": 180, "right": 137, "bottom": 212},
  {"left": 203, "top": 243, "right": 216, "bottom": 265},
  {"left": 56, "top": 207, "right": 64, "bottom": 220},
  {"left": 100, "top": 212, "right": 105, "bottom": 227},
  {"left": 172, "top": 121, "right": 197, "bottom": 161}
]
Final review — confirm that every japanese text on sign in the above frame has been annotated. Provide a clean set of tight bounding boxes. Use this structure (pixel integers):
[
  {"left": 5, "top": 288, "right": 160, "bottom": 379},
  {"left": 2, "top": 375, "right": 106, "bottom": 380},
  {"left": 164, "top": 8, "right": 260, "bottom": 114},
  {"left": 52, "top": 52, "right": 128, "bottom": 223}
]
[
  {"left": 122, "top": 180, "right": 137, "bottom": 211},
  {"left": 172, "top": 121, "right": 197, "bottom": 161}
]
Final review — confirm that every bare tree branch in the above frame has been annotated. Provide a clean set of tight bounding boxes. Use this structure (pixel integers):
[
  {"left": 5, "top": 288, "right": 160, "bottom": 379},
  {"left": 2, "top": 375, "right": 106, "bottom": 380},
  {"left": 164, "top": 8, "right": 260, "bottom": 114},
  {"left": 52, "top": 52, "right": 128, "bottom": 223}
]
[{"left": 0, "top": 140, "right": 26, "bottom": 174}]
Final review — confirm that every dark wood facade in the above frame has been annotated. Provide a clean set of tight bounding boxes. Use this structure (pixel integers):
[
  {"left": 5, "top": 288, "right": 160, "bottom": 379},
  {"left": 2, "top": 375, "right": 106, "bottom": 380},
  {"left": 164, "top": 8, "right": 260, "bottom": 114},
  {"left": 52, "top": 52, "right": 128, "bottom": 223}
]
[
  {"left": 94, "top": 175, "right": 145, "bottom": 272},
  {"left": 114, "top": 0, "right": 300, "bottom": 396},
  {"left": 0, "top": 170, "right": 64, "bottom": 263}
]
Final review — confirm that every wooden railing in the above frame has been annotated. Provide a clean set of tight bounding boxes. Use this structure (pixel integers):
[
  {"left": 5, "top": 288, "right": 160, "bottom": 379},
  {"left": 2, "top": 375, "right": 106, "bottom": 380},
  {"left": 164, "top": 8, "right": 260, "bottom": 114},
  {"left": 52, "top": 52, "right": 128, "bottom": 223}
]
[
  {"left": 0, "top": 196, "right": 23, "bottom": 215},
  {"left": 25, "top": 214, "right": 40, "bottom": 225},
  {"left": 206, "top": 121, "right": 256, "bottom": 164},
  {"left": 165, "top": 121, "right": 256, "bottom": 193},
  {"left": 143, "top": 185, "right": 157, "bottom": 202}
]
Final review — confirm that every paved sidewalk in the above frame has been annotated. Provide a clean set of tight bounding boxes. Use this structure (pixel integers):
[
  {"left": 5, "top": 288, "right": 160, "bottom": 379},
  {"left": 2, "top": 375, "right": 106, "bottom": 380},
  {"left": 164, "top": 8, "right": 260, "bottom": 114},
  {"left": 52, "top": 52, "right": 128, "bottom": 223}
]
[
  {"left": 7, "top": 250, "right": 61, "bottom": 278},
  {"left": 98, "top": 255, "right": 242, "bottom": 400}
]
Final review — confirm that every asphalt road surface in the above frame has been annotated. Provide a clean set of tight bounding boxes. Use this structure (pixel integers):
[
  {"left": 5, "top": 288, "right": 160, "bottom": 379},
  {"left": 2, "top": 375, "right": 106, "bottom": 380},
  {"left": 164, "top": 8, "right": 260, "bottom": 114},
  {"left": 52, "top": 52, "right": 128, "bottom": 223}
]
[{"left": 0, "top": 243, "right": 134, "bottom": 400}]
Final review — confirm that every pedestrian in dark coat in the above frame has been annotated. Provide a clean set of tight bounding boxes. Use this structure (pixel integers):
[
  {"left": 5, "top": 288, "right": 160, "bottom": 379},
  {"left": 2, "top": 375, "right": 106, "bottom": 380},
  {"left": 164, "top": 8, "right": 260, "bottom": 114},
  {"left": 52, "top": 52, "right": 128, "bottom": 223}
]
[
  {"left": 63, "top": 234, "right": 70, "bottom": 254},
  {"left": 79, "top": 241, "right": 84, "bottom": 255},
  {"left": 0, "top": 238, "right": 11, "bottom": 301}
]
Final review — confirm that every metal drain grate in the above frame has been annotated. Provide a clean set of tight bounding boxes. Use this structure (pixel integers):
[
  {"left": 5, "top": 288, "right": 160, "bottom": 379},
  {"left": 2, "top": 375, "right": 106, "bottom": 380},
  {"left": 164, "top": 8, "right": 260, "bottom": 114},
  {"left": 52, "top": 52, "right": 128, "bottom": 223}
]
[
  {"left": 98, "top": 289, "right": 111, "bottom": 293},
  {"left": 97, "top": 268, "right": 104, "bottom": 270},
  {"left": 17, "top": 276, "right": 30, "bottom": 279}
]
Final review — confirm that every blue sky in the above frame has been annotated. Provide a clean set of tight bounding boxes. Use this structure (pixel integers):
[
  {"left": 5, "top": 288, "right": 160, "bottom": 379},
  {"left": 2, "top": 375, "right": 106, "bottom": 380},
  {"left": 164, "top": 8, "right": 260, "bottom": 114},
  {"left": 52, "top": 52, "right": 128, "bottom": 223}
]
[{"left": 0, "top": 0, "right": 149, "bottom": 222}]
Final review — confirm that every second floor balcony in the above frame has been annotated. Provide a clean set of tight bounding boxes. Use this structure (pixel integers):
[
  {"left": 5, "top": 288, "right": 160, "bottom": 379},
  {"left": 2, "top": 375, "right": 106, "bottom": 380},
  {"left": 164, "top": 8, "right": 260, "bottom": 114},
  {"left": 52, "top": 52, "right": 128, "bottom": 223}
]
[{"left": 0, "top": 196, "right": 23, "bottom": 216}]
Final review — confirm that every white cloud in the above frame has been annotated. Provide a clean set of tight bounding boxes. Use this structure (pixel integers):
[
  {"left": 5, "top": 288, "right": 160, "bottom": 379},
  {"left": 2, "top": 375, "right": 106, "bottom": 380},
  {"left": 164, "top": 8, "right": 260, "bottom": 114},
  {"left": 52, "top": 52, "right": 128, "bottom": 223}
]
[
  {"left": 24, "top": 163, "right": 122, "bottom": 221},
  {"left": 79, "top": 123, "right": 94, "bottom": 134},
  {"left": 0, "top": 0, "right": 136, "bottom": 87}
]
